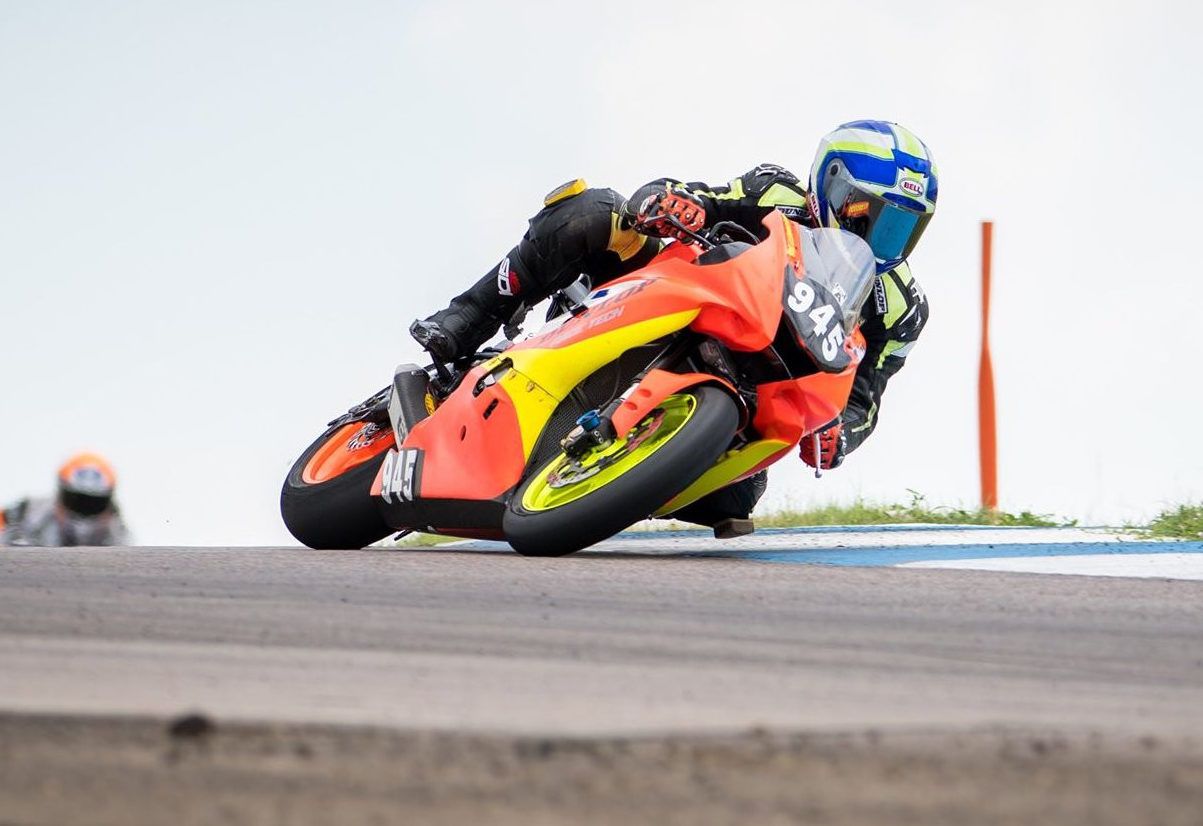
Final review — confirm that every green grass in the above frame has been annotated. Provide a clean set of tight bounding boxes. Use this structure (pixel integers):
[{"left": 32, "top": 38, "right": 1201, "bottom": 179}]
[
  {"left": 1143, "top": 503, "right": 1203, "bottom": 539},
  {"left": 754, "top": 491, "right": 1073, "bottom": 528},
  {"left": 386, "top": 494, "right": 1203, "bottom": 544}
]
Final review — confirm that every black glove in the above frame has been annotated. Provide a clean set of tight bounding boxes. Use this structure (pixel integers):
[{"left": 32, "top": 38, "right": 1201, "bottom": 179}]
[{"left": 630, "top": 184, "right": 706, "bottom": 242}]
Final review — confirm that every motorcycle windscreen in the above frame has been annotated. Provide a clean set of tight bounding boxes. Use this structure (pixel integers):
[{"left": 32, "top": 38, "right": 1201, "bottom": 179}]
[{"left": 780, "top": 228, "right": 876, "bottom": 372}]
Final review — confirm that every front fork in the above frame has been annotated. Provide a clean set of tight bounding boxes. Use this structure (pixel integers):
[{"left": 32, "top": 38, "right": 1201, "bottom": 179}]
[{"left": 561, "top": 336, "right": 748, "bottom": 458}]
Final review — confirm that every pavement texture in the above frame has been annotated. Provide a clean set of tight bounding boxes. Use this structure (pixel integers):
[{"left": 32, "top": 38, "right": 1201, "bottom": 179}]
[{"left": 1, "top": 540, "right": 1201, "bottom": 824}]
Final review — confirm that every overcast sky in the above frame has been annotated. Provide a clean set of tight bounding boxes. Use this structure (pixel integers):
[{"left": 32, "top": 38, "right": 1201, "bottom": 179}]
[{"left": 2, "top": 0, "right": 1200, "bottom": 545}]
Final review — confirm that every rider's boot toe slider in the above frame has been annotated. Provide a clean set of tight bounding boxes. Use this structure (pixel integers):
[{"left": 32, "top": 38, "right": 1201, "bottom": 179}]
[{"left": 713, "top": 518, "right": 754, "bottom": 539}]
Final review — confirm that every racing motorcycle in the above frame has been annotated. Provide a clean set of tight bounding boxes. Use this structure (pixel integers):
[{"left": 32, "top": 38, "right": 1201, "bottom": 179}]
[{"left": 280, "top": 211, "right": 876, "bottom": 556}]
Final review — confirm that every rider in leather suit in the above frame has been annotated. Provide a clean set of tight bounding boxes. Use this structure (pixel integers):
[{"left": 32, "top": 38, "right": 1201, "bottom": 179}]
[{"left": 410, "top": 121, "right": 937, "bottom": 530}]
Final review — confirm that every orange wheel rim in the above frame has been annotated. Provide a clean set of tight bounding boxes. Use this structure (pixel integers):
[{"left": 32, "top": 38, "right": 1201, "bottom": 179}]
[{"left": 302, "top": 422, "right": 394, "bottom": 485}]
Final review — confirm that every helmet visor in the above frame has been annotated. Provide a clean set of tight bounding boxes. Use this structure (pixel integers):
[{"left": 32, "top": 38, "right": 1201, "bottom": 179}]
[
  {"left": 59, "top": 489, "right": 112, "bottom": 517},
  {"left": 866, "top": 200, "right": 931, "bottom": 262},
  {"left": 827, "top": 177, "right": 932, "bottom": 263}
]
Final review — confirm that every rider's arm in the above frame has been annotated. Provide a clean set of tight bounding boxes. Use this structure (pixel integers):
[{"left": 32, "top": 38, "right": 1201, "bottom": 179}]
[
  {"left": 843, "top": 262, "right": 929, "bottom": 453},
  {"left": 690, "top": 164, "right": 813, "bottom": 229}
]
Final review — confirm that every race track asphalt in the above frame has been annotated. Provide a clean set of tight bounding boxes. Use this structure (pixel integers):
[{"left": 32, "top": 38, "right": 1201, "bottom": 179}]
[{"left": 1, "top": 538, "right": 1201, "bottom": 824}]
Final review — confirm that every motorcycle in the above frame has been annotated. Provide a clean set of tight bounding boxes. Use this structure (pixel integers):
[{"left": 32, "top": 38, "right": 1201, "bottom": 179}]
[{"left": 280, "top": 210, "right": 876, "bottom": 556}]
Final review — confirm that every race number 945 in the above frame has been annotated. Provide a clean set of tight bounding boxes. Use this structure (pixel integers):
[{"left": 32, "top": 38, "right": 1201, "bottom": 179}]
[{"left": 787, "top": 281, "right": 845, "bottom": 360}]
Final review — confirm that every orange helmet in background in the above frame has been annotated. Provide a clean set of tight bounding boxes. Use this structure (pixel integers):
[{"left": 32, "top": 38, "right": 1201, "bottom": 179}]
[{"left": 56, "top": 452, "right": 118, "bottom": 517}]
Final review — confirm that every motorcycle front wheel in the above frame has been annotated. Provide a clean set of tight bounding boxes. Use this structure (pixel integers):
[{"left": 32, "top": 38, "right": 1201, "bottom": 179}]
[
  {"left": 503, "top": 386, "right": 738, "bottom": 557},
  {"left": 280, "top": 420, "right": 395, "bottom": 549}
]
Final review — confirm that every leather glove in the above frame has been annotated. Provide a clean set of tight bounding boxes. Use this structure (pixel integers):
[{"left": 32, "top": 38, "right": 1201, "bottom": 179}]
[
  {"left": 631, "top": 184, "right": 706, "bottom": 242},
  {"left": 800, "top": 422, "right": 846, "bottom": 470}
]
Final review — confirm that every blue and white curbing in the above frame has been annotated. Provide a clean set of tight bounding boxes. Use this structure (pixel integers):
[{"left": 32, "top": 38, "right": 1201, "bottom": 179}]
[{"left": 439, "top": 524, "right": 1203, "bottom": 581}]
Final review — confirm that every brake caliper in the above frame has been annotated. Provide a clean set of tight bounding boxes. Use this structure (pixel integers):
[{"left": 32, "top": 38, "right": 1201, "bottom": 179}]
[{"left": 560, "top": 409, "right": 617, "bottom": 459}]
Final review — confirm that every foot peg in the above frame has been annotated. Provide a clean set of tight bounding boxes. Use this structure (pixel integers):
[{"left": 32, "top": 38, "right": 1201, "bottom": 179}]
[{"left": 713, "top": 518, "right": 754, "bottom": 539}]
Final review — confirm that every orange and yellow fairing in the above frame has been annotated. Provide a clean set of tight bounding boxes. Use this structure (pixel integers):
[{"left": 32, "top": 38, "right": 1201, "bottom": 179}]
[{"left": 398, "top": 212, "right": 864, "bottom": 503}]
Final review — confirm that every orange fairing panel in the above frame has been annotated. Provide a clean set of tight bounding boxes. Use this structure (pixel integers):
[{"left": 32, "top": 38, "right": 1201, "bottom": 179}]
[
  {"left": 512, "top": 213, "right": 797, "bottom": 365},
  {"left": 688, "top": 213, "right": 801, "bottom": 352},
  {"left": 609, "top": 369, "right": 742, "bottom": 438},
  {"left": 398, "top": 369, "right": 531, "bottom": 501},
  {"left": 754, "top": 320, "right": 866, "bottom": 445},
  {"left": 753, "top": 371, "right": 854, "bottom": 444}
]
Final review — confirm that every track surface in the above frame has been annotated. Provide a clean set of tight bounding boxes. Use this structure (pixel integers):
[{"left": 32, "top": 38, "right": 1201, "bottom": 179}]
[{"left": 2, "top": 537, "right": 1202, "bottom": 824}]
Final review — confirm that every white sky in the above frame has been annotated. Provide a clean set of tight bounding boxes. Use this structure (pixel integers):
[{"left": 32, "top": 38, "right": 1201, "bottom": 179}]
[{"left": 2, "top": 0, "right": 1200, "bottom": 545}]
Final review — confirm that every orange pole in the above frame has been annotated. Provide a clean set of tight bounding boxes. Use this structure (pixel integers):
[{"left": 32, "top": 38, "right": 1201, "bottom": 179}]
[{"left": 979, "top": 221, "right": 998, "bottom": 512}]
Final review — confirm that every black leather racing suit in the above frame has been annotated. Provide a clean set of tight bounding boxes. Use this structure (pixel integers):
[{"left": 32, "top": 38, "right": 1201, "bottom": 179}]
[{"left": 413, "top": 166, "right": 929, "bottom": 524}]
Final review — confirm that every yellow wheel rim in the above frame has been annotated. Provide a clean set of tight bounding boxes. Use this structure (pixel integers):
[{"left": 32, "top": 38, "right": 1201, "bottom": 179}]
[{"left": 520, "top": 394, "right": 699, "bottom": 513}]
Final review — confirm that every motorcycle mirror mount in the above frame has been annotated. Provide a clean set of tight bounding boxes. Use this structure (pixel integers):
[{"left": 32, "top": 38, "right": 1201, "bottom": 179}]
[{"left": 561, "top": 276, "right": 592, "bottom": 316}]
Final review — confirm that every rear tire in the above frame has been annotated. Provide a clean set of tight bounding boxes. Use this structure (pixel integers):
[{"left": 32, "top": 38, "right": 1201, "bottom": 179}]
[
  {"left": 503, "top": 386, "right": 738, "bottom": 556},
  {"left": 280, "top": 421, "right": 394, "bottom": 549}
]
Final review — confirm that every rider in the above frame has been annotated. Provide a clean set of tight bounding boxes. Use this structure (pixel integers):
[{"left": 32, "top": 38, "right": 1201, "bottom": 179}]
[
  {"left": 410, "top": 120, "right": 936, "bottom": 530},
  {"left": 0, "top": 452, "right": 131, "bottom": 546}
]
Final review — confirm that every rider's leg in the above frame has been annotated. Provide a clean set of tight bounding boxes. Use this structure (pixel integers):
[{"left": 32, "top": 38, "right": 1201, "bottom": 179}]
[
  {"left": 664, "top": 471, "right": 768, "bottom": 535},
  {"left": 411, "top": 185, "right": 658, "bottom": 361}
]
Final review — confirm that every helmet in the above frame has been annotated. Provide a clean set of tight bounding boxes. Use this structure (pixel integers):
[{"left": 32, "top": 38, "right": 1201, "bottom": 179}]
[
  {"left": 807, "top": 120, "right": 938, "bottom": 273},
  {"left": 56, "top": 452, "right": 117, "bottom": 517}
]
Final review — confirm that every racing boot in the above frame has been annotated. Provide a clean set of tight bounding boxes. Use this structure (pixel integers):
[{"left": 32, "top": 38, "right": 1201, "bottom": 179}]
[
  {"left": 410, "top": 299, "right": 502, "bottom": 363},
  {"left": 665, "top": 470, "right": 767, "bottom": 539},
  {"left": 410, "top": 256, "right": 526, "bottom": 362}
]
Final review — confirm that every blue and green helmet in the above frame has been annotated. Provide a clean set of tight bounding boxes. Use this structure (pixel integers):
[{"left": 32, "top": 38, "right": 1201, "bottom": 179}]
[{"left": 807, "top": 120, "right": 938, "bottom": 273}]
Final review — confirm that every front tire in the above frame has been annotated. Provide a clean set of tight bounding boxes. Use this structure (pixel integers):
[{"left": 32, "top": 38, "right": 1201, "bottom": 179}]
[
  {"left": 503, "top": 386, "right": 738, "bottom": 556},
  {"left": 280, "top": 420, "right": 395, "bottom": 549}
]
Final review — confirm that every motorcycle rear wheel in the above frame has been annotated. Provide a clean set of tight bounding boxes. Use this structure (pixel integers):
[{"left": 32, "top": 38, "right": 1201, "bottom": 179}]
[
  {"left": 503, "top": 386, "right": 738, "bottom": 556},
  {"left": 280, "top": 420, "right": 395, "bottom": 549}
]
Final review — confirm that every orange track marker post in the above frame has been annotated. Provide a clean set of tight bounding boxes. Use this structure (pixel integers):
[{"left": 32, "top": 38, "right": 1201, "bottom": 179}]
[{"left": 979, "top": 221, "right": 998, "bottom": 513}]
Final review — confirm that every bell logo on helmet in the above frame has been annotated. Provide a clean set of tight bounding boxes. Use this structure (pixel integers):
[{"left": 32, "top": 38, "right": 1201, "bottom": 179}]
[{"left": 900, "top": 179, "right": 925, "bottom": 197}]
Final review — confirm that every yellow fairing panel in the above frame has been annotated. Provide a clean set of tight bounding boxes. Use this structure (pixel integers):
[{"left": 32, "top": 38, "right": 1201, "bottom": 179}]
[
  {"left": 493, "top": 310, "right": 699, "bottom": 462},
  {"left": 654, "top": 439, "right": 791, "bottom": 516},
  {"left": 496, "top": 368, "right": 561, "bottom": 459},
  {"left": 510, "top": 310, "right": 699, "bottom": 400},
  {"left": 495, "top": 310, "right": 700, "bottom": 461}
]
